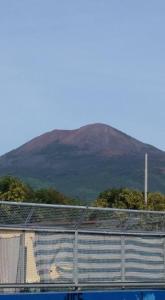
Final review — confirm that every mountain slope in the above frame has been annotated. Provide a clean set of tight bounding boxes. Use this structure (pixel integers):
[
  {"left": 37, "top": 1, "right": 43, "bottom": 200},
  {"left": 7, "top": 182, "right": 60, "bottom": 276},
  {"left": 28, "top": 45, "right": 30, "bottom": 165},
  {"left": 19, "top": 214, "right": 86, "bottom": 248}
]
[
  {"left": 9, "top": 123, "right": 162, "bottom": 156},
  {"left": 0, "top": 123, "right": 165, "bottom": 200}
]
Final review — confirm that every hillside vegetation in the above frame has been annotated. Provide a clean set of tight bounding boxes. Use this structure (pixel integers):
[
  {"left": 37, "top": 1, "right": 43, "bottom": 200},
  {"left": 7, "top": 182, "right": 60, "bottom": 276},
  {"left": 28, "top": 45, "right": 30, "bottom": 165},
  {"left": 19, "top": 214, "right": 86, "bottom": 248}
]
[{"left": 1, "top": 176, "right": 165, "bottom": 211}]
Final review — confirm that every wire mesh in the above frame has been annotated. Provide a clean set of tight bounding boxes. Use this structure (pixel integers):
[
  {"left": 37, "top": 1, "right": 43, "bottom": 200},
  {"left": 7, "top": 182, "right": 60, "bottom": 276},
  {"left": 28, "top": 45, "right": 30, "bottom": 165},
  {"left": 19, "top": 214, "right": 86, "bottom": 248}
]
[{"left": 1, "top": 201, "right": 165, "bottom": 232}]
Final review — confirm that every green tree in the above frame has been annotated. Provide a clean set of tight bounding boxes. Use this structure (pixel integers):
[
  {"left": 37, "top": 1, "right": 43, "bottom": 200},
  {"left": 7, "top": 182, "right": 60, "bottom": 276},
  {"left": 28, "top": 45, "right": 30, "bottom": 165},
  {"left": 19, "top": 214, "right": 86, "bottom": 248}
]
[
  {"left": 0, "top": 176, "right": 33, "bottom": 202},
  {"left": 95, "top": 188, "right": 124, "bottom": 208},
  {"left": 95, "top": 187, "right": 165, "bottom": 211},
  {"left": 34, "top": 188, "right": 73, "bottom": 205},
  {"left": 147, "top": 192, "right": 165, "bottom": 211},
  {"left": 0, "top": 176, "right": 79, "bottom": 205},
  {"left": 95, "top": 188, "right": 144, "bottom": 210}
]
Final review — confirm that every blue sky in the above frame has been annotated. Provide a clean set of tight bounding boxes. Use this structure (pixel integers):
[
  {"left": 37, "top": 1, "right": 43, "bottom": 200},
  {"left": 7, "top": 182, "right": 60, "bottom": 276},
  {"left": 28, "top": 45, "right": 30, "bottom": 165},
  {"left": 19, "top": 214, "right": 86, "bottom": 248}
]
[{"left": 0, "top": 0, "right": 165, "bottom": 155}]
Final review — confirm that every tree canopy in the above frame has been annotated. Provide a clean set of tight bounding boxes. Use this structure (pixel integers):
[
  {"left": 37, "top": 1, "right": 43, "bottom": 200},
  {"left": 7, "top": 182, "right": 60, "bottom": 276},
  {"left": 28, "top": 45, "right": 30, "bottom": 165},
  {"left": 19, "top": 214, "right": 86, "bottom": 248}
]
[
  {"left": 95, "top": 187, "right": 165, "bottom": 210},
  {"left": 0, "top": 176, "right": 33, "bottom": 202},
  {"left": 0, "top": 176, "right": 165, "bottom": 211},
  {"left": 0, "top": 176, "right": 75, "bottom": 205}
]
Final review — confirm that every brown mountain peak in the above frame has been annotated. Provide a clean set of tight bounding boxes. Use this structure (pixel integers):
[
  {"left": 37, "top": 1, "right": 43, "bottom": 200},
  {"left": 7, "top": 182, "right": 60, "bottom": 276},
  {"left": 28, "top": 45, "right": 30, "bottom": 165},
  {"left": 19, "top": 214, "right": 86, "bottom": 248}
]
[{"left": 11, "top": 123, "right": 162, "bottom": 157}]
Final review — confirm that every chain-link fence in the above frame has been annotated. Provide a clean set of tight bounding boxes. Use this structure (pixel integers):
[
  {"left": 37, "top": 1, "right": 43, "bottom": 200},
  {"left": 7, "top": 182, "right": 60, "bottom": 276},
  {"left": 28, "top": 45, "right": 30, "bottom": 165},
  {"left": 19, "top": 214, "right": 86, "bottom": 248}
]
[
  {"left": 1, "top": 201, "right": 165, "bottom": 292},
  {"left": 1, "top": 201, "right": 165, "bottom": 232}
]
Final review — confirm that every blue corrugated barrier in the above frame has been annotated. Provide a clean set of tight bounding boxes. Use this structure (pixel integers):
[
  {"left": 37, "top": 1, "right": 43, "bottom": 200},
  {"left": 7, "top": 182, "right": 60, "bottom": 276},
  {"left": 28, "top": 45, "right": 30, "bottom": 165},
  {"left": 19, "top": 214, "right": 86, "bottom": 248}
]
[{"left": 0, "top": 291, "right": 165, "bottom": 300}]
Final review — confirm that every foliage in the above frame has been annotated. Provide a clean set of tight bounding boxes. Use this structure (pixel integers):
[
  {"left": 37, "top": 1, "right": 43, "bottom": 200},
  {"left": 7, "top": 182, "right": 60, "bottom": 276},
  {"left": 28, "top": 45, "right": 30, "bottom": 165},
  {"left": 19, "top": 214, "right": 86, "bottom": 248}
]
[
  {"left": 95, "top": 188, "right": 165, "bottom": 211},
  {"left": 0, "top": 176, "right": 76, "bottom": 205},
  {"left": 1, "top": 176, "right": 165, "bottom": 211},
  {"left": 0, "top": 176, "right": 33, "bottom": 202},
  {"left": 34, "top": 188, "right": 69, "bottom": 205},
  {"left": 147, "top": 192, "right": 165, "bottom": 211}
]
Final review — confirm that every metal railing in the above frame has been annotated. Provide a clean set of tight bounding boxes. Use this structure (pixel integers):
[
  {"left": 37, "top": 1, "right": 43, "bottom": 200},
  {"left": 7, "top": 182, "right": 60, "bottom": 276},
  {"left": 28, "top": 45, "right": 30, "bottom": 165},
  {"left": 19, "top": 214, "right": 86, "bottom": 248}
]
[{"left": 1, "top": 201, "right": 165, "bottom": 292}]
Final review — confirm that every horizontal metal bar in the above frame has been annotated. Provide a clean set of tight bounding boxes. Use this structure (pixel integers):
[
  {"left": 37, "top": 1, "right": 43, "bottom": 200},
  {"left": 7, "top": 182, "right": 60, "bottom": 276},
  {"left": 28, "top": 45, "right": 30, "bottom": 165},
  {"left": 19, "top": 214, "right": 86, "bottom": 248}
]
[
  {"left": 76, "top": 282, "right": 165, "bottom": 289},
  {"left": 0, "top": 283, "right": 75, "bottom": 289},
  {"left": 0, "top": 282, "right": 165, "bottom": 289},
  {"left": 1, "top": 200, "right": 165, "bottom": 215},
  {"left": 0, "top": 201, "right": 87, "bottom": 210},
  {"left": 0, "top": 226, "right": 76, "bottom": 233},
  {"left": 78, "top": 229, "right": 165, "bottom": 236},
  {"left": 1, "top": 226, "right": 165, "bottom": 236}
]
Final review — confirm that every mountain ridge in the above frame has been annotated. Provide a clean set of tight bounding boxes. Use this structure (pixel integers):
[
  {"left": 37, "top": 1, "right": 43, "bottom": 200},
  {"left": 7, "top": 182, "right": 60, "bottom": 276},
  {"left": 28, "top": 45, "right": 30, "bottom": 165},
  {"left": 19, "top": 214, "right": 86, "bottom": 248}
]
[
  {"left": 3, "top": 123, "right": 163, "bottom": 156},
  {"left": 0, "top": 123, "right": 165, "bottom": 200}
]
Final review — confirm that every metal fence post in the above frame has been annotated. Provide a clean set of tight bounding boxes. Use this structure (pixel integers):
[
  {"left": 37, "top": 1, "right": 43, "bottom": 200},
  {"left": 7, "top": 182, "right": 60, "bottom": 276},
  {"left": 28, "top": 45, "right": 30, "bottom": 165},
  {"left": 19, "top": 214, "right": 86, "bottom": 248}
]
[
  {"left": 73, "top": 230, "right": 79, "bottom": 286},
  {"left": 121, "top": 235, "right": 125, "bottom": 282},
  {"left": 163, "top": 238, "right": 165, "bottom": 280},
  {"left": 21, "top": 232, "right": 26, "bottom": 284},
  {"left": 16, "top": 231, "right": 26, "bottom": 284}
]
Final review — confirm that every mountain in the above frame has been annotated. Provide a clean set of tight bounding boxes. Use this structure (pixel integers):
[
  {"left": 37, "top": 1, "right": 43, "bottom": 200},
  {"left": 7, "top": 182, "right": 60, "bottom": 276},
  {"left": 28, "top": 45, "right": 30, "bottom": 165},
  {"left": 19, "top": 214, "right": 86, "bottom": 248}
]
[{"left": 0, "top": 123, "right": 165, "bottom": 200}]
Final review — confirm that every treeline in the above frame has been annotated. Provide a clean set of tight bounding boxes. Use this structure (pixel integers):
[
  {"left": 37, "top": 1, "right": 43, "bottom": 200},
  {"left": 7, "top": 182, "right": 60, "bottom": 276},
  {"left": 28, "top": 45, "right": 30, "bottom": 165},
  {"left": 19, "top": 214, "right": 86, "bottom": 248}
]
[
  {"left": 0, "top": 176, "right": 81, "bottom": 205},
  {"left": 95, "top": 188, "right": 165, "bottom": 211},
  {"left": 0, "top": 176, "right": 165, "bottom": 211}
]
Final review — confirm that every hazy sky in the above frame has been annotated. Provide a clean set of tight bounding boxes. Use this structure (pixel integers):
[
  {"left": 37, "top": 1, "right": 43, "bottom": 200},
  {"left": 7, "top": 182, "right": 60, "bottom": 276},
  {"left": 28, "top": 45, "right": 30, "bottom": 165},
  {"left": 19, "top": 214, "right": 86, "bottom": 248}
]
[{"left": 0, "top": 0, "right": 165, "bottom": 155}]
